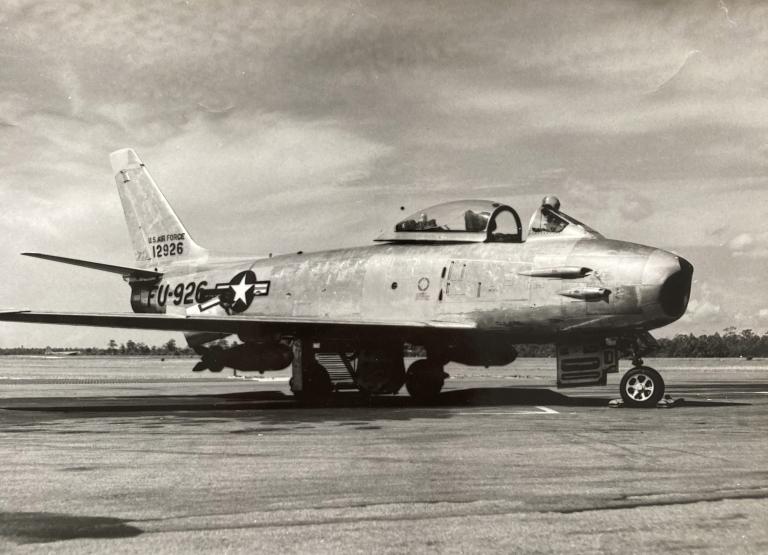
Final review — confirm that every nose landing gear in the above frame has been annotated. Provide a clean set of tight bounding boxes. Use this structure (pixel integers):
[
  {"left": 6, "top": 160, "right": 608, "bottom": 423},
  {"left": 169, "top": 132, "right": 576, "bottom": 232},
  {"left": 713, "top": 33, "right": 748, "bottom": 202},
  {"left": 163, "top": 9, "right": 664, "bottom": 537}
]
[
  {"left": 617, "top": 336, "right": 665, "bottom": 408},
  {"left": 620, "top": 366, "right": 665, "bottom": 408}
]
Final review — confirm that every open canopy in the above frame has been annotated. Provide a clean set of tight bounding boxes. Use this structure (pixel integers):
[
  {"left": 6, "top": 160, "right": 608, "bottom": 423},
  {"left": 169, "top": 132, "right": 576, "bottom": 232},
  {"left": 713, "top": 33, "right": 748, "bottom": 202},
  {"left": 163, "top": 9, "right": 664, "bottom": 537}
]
[{"left": 375, "top": 200, "right": 523, "bottom": 243}]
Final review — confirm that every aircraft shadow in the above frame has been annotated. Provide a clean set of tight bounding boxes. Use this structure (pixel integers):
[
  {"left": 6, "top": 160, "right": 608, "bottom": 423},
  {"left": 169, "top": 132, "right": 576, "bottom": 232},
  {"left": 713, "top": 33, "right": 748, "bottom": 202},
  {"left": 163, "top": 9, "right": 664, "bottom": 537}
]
[{"left": 0, "top": 385, "right": 748, "bottom": 416}]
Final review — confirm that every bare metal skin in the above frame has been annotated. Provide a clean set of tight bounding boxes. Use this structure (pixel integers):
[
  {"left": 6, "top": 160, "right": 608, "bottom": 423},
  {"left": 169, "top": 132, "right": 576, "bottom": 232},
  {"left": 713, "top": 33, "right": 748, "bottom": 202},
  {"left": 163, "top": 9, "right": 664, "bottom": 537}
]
[{"left": 0, "top": 149, "right": 692, "bottom": 407}]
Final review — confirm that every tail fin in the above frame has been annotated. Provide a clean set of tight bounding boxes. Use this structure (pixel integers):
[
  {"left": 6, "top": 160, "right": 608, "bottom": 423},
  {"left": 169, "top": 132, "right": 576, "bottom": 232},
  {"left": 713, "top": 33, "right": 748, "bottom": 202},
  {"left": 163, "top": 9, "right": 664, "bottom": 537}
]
[{"left": 110, "top": 149, "right": 207, "bottom": 269}]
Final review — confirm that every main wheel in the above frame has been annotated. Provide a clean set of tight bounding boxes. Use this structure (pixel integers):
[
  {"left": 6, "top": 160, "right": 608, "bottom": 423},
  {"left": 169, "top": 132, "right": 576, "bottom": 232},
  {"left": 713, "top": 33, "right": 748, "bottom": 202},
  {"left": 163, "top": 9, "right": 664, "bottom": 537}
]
[
  {"left": 405, "top": 359, "right": 445, "bottom": 403},
  {"left": 291, "top": 362, "right": 333, "bottom": 403},
  {"left": 355, "top": 349, "right": 406, "bottom": 394},
  {"left": 196, "top": 345, "right": 224, "bottom": 372},
  {"left": 620, "top": 366, "right": 665, "bottom": 408}
]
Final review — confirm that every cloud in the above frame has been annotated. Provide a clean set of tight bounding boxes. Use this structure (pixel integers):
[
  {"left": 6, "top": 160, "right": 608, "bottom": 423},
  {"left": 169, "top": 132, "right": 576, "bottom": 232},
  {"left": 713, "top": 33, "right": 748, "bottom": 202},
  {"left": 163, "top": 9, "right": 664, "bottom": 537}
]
[
  {"left": 728, "top": 232, "right": 768, "bottom": 258},
  {"left": 674, "top": 280, "right": 726, "bottom": 327},
  {"left": 651, "top": 50, "right": 702, "bottom": 94},
  {"left": 680, "top": 299, "right": 722, "bottom": 324},
  {"left": 729, "top": 233, "right": 753, "bottom": 250},
  {"left": 153, "top": 110, "right": 392, "bottom": 199},
  {"left": 135, "top": 110, "right": 394, "bottom": 253},
  {"left": 3, "top": 0, "right": 768, "bottom": 345},
  {"left": 617, "top": 195, "right": 654, "bottom": 222},
  {"left": 758, "top": 308, "right": 768, "bottom": 320},
  {"left": 719, "top": 0, "right": 738, "bottom": 27}
]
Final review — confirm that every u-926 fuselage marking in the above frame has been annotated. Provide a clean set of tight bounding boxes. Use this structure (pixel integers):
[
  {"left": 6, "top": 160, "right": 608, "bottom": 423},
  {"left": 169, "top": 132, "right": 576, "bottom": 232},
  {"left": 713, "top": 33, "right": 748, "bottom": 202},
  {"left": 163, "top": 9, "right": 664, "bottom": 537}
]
[{"left": 135, "top": 273, "right": 272, "bottom": 312}]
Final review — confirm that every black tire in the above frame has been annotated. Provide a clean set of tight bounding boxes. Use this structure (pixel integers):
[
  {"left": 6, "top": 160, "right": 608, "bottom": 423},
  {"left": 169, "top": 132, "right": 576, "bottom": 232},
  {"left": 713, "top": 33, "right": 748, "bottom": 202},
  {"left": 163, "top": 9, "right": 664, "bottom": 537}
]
[
  {"left": 355, "top": 350, "right": 406, "bottom": 395},
  {"left": 292, "top": 362, "right": 333, "bottom": 404},
  {"left": 198, "top": 345, "right": 224, "bottom": 372},
  {"left": 620, "top": 366, "right": 665, "bottom": 408},
  {"left": 405, "top": 359, "right": 445, "bottom": 403}
]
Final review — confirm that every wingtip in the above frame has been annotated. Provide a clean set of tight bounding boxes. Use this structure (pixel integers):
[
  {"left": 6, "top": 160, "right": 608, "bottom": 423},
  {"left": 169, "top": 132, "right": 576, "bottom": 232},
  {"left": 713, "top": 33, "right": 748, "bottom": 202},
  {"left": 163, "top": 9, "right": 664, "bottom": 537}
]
[
  {"left": 21, "top": 253, "right": 49, "bottom": 260},
  {"left": 109, "top": 148, "right": 142, "bottom": 174}
]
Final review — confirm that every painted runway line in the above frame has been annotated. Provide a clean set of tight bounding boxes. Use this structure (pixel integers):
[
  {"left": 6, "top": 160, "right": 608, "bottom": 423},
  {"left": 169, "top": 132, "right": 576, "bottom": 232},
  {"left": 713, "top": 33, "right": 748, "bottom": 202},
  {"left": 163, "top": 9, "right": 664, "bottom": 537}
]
[{"left": 456, "top": 406, "right": 559, "bottom": 415}]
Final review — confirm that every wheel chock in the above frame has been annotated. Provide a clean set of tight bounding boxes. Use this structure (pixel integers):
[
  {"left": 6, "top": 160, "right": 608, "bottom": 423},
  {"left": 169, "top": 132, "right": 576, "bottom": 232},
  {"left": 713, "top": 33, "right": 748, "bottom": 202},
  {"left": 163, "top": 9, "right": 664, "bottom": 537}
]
[
  {"left": 608, "top": 395, "right": 685, "bottom": 408},
  {"left": 656, "top": 395, "right": 685, "bottom": 408}
]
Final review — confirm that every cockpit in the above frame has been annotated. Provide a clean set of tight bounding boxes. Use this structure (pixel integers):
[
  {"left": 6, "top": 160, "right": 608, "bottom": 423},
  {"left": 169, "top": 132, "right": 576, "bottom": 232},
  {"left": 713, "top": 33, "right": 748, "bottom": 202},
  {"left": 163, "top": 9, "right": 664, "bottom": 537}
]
[
  {"left": 375, "top": 200, "right": 524, "bottom": 243},
  {"left": 374, "top": 197, "right": 601, "bottom": 244},
  {"left": 527, "top": 196, "right": 602, "bottom": 239}
]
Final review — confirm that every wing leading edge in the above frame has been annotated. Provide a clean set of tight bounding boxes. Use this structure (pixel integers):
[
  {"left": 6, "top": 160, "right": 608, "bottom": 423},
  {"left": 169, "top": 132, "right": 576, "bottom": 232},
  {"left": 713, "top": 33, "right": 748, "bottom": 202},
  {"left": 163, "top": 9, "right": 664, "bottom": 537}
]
[{"left": 0, "top": 310, "right": 476, "bottom": 336}]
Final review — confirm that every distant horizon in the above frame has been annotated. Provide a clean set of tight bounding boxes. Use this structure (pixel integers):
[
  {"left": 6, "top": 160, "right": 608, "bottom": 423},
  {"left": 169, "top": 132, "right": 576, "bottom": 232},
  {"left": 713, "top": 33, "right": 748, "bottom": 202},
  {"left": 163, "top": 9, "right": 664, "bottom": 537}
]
[
  {"left": 0, "top": 327, "right": 761, "bottom": 348},
  {"left": 2, "top": 327, "right": 766, "bottom": 361}
]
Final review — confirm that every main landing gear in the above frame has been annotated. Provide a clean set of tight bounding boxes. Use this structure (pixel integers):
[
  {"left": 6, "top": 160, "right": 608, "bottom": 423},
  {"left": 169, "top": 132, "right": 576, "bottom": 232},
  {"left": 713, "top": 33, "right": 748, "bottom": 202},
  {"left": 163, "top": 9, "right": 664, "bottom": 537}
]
[
  {"left": 289, "top": 338, "right": 449, "bottom": 404},
  {"left": 289, "top": 339, "right": 333, "bottom": 403},
  {"left": 405, "top": 359, "right": 447, "bottom": 403},
  {"left": 619, "top": 347, "right": 665, "bottom": 408},
  {"left": 289, "top": 361, "right": 332, "bottom": 403}
]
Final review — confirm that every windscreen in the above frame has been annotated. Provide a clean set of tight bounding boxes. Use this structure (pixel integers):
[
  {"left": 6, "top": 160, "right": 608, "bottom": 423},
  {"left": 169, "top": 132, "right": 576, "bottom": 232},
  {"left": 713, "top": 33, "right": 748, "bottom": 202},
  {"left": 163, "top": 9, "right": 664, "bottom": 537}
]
[
  {"left": 528, "top": 207, "right": 569, "bottom": 234},
  {"left": 528, "top": 206, "right": 602, "bottom": 238}
]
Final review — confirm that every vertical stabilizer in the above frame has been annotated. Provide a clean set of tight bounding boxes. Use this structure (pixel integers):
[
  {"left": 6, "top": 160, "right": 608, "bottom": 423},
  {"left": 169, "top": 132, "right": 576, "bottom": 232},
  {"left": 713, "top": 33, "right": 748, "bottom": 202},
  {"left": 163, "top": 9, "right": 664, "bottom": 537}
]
[{"left": 110, "top": 149, "right": 207, "bottom": 269}]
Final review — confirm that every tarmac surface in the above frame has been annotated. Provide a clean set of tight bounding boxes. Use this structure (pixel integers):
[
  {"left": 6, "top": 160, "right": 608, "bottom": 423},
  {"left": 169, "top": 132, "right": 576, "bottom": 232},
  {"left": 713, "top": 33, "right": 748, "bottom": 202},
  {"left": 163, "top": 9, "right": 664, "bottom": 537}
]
[{"left": 0, "top": 357, "right": 766, "bottom": 553}]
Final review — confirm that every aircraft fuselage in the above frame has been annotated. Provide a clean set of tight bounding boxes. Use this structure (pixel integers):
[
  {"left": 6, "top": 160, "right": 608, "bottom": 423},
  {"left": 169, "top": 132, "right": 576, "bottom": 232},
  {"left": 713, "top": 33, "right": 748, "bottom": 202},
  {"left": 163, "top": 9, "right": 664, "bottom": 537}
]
[{"left": 134, "top": 235, "right": 691, "bottom": 345}]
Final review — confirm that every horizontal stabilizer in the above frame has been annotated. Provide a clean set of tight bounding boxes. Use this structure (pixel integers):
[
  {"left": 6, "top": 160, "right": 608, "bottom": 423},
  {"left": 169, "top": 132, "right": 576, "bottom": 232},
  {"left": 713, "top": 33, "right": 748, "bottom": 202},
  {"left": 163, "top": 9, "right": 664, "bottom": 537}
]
[
  {"left": 0, "top": 310, "right": 476, "bottom": 335},
  {"left": 22, "top": 253, "right": 162, "bottom": 280}
]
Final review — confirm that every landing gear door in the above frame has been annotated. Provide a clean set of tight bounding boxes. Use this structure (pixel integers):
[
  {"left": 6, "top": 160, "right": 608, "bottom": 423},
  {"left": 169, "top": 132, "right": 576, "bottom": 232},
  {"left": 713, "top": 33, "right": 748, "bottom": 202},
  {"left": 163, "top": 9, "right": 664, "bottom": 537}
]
[{"left": 556, "top": 343, "right": 618, "bottom": 387}]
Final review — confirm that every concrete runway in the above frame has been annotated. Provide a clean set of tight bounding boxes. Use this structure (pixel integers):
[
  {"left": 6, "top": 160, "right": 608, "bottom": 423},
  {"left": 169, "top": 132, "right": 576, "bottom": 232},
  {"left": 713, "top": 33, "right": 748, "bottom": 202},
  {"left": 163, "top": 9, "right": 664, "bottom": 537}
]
[{"left": 0, "top": 357, "right": 766, "bottom": 553}]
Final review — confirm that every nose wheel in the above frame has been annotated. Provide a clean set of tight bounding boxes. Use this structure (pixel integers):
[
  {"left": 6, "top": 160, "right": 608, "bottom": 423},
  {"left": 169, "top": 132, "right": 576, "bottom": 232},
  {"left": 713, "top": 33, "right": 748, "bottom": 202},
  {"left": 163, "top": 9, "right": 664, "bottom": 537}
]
[{"left": 620, "top": 366, "right": 665, "bottom": 408}]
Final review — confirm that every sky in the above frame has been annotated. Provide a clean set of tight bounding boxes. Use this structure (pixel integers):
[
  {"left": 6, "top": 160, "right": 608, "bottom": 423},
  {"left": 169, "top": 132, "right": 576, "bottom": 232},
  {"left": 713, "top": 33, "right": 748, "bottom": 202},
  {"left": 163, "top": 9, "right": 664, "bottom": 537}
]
[{"left": 0, "top": 0, "right": 766, "bottom": 347}]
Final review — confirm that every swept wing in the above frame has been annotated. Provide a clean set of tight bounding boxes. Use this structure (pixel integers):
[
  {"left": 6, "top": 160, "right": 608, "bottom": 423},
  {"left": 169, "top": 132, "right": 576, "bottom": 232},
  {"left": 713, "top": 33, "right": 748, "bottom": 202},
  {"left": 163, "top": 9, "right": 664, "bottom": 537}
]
[{"left": 0, "top": 310, "right": 476, "bottom": 336}]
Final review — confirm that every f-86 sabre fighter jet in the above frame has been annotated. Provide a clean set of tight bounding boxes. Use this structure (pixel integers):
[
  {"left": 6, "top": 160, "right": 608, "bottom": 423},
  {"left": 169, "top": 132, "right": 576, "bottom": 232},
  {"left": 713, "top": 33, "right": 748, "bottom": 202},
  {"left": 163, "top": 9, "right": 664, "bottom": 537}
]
[{"left": 0, "top": 149, "right": 692, "bottom": 407}]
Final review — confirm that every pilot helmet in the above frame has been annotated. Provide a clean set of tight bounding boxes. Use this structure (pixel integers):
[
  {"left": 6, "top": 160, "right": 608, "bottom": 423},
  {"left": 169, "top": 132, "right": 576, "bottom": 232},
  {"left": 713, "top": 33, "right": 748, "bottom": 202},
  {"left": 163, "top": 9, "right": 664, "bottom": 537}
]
[{"left": 541, "top": 195, "right": 561, "bottom": 211}]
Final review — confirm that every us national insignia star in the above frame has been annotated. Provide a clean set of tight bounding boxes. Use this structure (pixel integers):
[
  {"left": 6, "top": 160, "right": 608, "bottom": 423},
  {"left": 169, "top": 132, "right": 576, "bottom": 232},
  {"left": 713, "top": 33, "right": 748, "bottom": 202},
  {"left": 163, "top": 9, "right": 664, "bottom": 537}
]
[{"left": 227, "top": 270, "right": 257, "bottom": 313}]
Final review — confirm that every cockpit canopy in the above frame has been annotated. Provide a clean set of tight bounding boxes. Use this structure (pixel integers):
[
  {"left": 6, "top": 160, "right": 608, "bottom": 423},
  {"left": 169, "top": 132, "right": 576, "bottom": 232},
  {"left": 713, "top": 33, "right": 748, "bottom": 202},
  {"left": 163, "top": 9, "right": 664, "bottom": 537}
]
[
  {"left": 375, "top": 200, "right": 523, "bottom": 243},
  {"left": 375, "top": 196, "right": 602, "bottom": 244}
]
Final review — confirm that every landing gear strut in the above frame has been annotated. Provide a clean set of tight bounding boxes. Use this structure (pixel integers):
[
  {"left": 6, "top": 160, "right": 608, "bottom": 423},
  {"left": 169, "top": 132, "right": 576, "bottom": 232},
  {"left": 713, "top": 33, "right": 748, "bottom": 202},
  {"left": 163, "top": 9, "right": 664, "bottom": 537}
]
[
  {"left": 289, "top": 361, "right": 332, "bottom": 402},
  {"left": 290, "top": 339, "right": 332, "bottom": 403}
]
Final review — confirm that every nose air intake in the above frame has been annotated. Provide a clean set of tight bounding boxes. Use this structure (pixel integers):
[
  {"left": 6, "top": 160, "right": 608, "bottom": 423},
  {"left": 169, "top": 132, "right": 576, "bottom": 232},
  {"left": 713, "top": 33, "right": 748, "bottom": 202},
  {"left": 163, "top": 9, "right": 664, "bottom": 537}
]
[{"left": 659, "top": 257, "right": 693, "bottom": 318}]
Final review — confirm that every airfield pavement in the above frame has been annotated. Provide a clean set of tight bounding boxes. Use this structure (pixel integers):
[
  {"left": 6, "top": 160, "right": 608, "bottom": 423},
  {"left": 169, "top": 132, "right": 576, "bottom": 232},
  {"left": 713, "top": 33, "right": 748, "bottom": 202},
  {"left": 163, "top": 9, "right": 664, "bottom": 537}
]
[{"left": 0, "top": 357, "right": 766, "bottom": 554}]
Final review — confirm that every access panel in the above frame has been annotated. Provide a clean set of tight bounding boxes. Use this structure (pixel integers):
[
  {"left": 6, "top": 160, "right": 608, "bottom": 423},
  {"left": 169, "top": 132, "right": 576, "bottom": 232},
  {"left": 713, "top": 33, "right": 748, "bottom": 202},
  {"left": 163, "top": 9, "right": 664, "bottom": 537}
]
[{"left": 556, "top": 342, "right": 618, "bottom": 387}]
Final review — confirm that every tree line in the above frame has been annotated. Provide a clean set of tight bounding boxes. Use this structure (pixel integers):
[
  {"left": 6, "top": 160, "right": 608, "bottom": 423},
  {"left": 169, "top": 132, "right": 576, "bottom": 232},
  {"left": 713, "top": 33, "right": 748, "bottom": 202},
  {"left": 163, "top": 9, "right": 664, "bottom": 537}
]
[
  {"left": 0, "top": 338, "right": 234, "bottom": 356},
  {"left": 514, "top": 328, "right": 768, "bottom": 358},
  {"left": 1, "top": 328, "right": 766, "bottom": 358},
  {"left": 415, "top": 327, "right": 768, "bottom": 359},
  {"left": 653, "top": 328, "right": 767, "bottom": 358}
]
